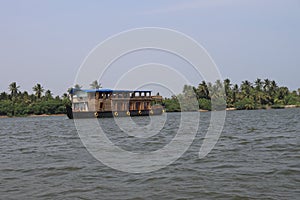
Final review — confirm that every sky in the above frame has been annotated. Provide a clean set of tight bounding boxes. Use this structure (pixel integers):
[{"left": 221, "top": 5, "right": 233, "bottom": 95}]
[{"left": 0, "top": 0, "right": 299, "bottom": 96}]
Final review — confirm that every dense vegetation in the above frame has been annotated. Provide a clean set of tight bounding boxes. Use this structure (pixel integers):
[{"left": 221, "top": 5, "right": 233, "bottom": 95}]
[
  {"left": 0, "top": 80, "right": 103, "bottom": 117},
  {"left": 0, "top": 82, "right": 71, "bottom": 117},
  {"left": 0, "top": 79, "right": 299, "bottom": 117},
  {"left": 163, "top": 78, "right": 300, "bottom": 111}
]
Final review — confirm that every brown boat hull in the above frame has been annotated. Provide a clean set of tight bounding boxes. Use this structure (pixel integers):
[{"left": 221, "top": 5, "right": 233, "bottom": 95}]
[{"left": 66, "top": 105, "right": 163, "bottom": 119}]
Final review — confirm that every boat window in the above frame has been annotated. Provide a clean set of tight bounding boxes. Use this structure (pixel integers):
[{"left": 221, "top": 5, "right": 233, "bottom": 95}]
[
  {"left": 73, "top": 102, "right": 88, "bottom": 111},
  {"left": 136, "top": 102, "right": 140, "bottom": 110},
  {"left": 145, "top": 102, "right": 150, "bottom": 109},
  {"left": 74, "top": 91, "right": 87, "bottom": 98}
]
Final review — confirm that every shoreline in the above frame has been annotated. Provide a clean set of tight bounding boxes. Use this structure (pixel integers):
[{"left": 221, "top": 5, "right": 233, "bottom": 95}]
[
  {"left": 195, "top": 105, "right": 299, "bottom": 113},
  {"left": 0, "top": 114, "right": 65, "bottom": 119},
  {"left": 0, "top": 105, "right": 298, "bottom": 118}
]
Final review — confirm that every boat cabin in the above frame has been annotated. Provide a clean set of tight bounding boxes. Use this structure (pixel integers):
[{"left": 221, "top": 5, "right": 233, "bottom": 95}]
[{"left": 68, "top": 88, "right": 163, "bottom": 118}]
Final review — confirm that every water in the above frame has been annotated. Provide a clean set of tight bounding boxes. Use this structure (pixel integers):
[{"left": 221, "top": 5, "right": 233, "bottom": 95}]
[{"left": 0, "top": 109, "right": 299, "bottom": 199}]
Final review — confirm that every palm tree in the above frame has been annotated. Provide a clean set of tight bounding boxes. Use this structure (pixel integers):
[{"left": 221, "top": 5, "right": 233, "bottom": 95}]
[
  {"left": 261, "top": 79, "right": 272, "bottom": 104},
  {"left": 224, "top": 78, "right": 232, "bottom": 106},
  {"left": 9, "top": 82, "right": 20, "bottom": 98},
  {"left": 209, "top": 80, "right": 226, "bottom": 110},
  {"left": 21, "top": 91, "right": 31, "bottom": 104},
  {"left": 254, "top": 78, "right": 263, "bottom": 91},
  {"left": 62, "top": 93, "right": 68, "bottom": 99},
  {"left": 215, "top": 80, "right": 223, "bottom": 90},
  {"left": 232, "top": 84, "right": 239, "bottom": 104},
  {"left": 241, "top": 80, "right": 253, "bottom": 98},
  {"left": 276, "top": 87, "right": 289, "bottom": 104},
  {"left": 0, "top": 92, "right": 8, "bottom": 100},
  {"left": 270, "top": 80, "right": 278, "bottom": 95},
  {"left": 207, "top": 80, "right": 225, "bottom": 99},
  {"left": 253, "top": 78, "right": 264, "bottom": 106},
  {"left": 74, "top": 84, "right": 82, "bottom": 90},
  {"left": 33, "top": 83, "right": 44, "bottom": 99},
  {"left": 90, "top": 80, "right": 102, "bottom": 89},
  {"left": 224, "top": 79, "right": 231, "bottom": 95},
  {"left": 183, "top": 84, "right": 192, "bottom": 93},
  {"left": 44, "top": 90, "right": 53, "bottom": 100},
  {"left": 196, "top": 81, "right": 209, "bottom": 99},
  {"left": 265, "top": 80, "right": 278, "bottom": 105},
  {"left": 182, "top": 85, "right": 195, "bottom": 100},
  {"left": 263, "top": 79, "right": 271, "bottom": 92}
]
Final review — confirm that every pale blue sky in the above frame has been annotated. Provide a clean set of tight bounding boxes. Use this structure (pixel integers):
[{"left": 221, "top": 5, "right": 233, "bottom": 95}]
[{"left": 0, "top": 0, "right": 299, "bottom": 95}]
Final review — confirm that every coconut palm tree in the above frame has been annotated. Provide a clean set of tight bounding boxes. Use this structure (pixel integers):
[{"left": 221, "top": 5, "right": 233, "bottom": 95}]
[
  {"left": 241, "top": 80, "right": 253, "bottom": 98},
  {"left": 0, "top": 92, "right": 8, "bottom": 100},
  {"left": 74, "top": 84, "right": 82, "bottom": 90},
  {"left": 21, "top": 91, "right": 32, "bottom": 104},
  {"left": 90, "top": 80, "right": 102, "bottom": 89},
  {"left": 263, "top": 79, "right": 271, "bottom": 92},
  {"left": 273, "top": 87, "right": 288, "bottom": 105},
  {"left": 254, "top": 78, "right": 263, "bottom": 91},
  {"left": 9, "top": 82, "right": 20, "bottom": 98},
  {"left": 33, "top": 83, "right": 44, "bottom": 99},
  {"left": 224, "top": 79, "right": 231, "bottom": 95},
  {"left": 253, "top": 79, "right": 264, "bottom": 106},
  {"left": 196, "top": 81, "right": 209, "bottom": 99},
  {"left": 183, "top": 84, "right": 192, "bottom": 93},
  {"left": 44, "top": 90, "right": 53, "bottom": 100},
  {"left": 215, "top": 80, "right": 223, "bottom": 90},
  {"left": 265, "top": 80, "right": 278, "bottom": 104},
  {"left": 207, "top": 80, "right": 225, "bottom": 99},
  {"left": 62, "top": 93, "right": 68, "bottom": 99},
  {"left": 224, "top": 78, "right": 232, "bottom": 106},
  {"left": 232, "top": 84, "right": 239, "bottom": 104},
  {"left": 270, "top": 80, "right": 278, "bottom": 95}
]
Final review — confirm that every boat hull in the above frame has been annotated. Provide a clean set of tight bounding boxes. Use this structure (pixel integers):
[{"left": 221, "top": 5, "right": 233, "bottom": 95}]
[{"left": 66, "top": 105, "right": 163, "bottom": 119}]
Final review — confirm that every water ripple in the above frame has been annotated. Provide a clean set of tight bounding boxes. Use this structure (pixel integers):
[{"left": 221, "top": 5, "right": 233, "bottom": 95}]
[{"left": 0, "top": 109, "right": 299, "bottom": 199}]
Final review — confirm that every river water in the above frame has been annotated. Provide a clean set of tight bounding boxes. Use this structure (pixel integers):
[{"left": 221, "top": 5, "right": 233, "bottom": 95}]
[{"left": 0, "top": 109, "right": 299, "bottom": 199}]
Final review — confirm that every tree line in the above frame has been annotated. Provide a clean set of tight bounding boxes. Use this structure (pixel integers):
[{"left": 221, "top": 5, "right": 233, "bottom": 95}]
[
  {"left": 1, "top": 79, "right": 299, "bottom": 116},
  {"left": 0, "top": 80, "right": 103, "bottom": 117},
  {"left": 163, "top": 78, "right": 300, "bottom": 111},
  {"left": 0, "top": 82, "right": 71, "bottom": 117}
]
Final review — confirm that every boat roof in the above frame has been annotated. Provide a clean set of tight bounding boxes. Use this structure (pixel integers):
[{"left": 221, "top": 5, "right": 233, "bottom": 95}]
[{"left": 69, "top": 88, "right": 151, "bottom": 94}]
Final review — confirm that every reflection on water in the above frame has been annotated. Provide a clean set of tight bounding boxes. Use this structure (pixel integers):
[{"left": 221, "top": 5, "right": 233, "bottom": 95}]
[{"left": 0, "top": 108, "right": 299, "bottom": 199}]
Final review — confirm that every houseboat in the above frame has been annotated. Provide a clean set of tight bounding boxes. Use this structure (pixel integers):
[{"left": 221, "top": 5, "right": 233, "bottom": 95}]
[{"left": 66, "top": 88, "right": 164, "bottom": 119}]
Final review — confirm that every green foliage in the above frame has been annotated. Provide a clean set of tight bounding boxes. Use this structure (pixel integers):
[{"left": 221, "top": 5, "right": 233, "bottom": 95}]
[
  {"left": 163, "top": 97, "right": 181, "bottom": 112},
  {"left": 0, "top": 82, "right": 69, "bottom": 117},
  {"left": 178, "top": 85, "right": 199, "bottom": 111},
  {"left": 32, "top": 83, "right": 44, "bottom": 99},
  {"left": 164, "top": 78, "right": 299, "bottom": 112},
  {"left": 198, "top": 98, "right": 211, "bottom": 110},
  {"left": 0, "top": 100, "right": 14, "bottom": 116},
  {"left": 9, "top": 82, "right": 20, "bottom": 98},
  {"left": 234, "top": 98, "right": 255, "bottom": 110},
  {"left": 285, "top": 93, "right": 298, "bottom": 105},
  {"left": 211, "top": 97, "right": 227, "bottom": 111},
  {"left": 1, "top": 79, "right": 299, "bottom": 116}
]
